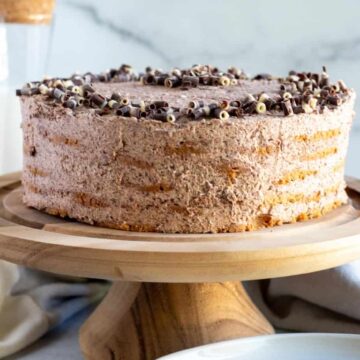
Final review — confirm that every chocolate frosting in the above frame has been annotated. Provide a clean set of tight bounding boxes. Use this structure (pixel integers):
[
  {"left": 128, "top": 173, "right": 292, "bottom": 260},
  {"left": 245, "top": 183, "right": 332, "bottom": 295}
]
[{"left": 20, "top": 81, "right": 356, "bottom": 233}]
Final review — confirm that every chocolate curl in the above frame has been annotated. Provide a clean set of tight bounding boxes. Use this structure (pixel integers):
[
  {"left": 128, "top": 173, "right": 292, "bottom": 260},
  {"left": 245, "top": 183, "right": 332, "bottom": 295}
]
[
  {"left": 90, "top": 94, "right": 107, "bottom": 108},
  {"left": 320, "top": 89, "right": 330, "bottom": 98},
  {"left": 166, "top": 113, "right": 177, "bottom": 123},
  {"left": 108, "top": 100, "right": 120, "bottom": 109},
  {"left": 338, "top": 80, "right": 348, "bottom": 92},
  {"left": 297, "top": 81, "right": 304, "bottom": 92},
  {"left": 140, "top": 100, "right": 146, "bottom": 112},
  {"left": 255, "top": 102, "right": 266, "bottom": 114},
  {"left": 188, "top": 100, "right": 204, "bottom": 109},
  {"left": 228, "top": 66, "right": 243, "bottom": 78},
  {"left": 171, "top": 68, "right": 182, "bottom": 77},
  {"left": 30, "top": 87, "right": 40, "bottom": 95},
  {"left": 235, "top": 108, "right": 244, "bottom": 117},
  {"left": 129, "top": 107, "right": 142, "bottom": 119},
  {"left": 245, "top": 101, "right": 257, "bottom": 114},
  {"left": 152, "top": 112, "right": 168, "bottom": 122},
  {"left": 182, "top": 75, "right": 199, "bottom": 88},
  {"left": 330, "top": 84, "right": 340, "bottom": 93},
  {"left": 116, "top": 106, "right": 131, "bottom": 116},
  {"left": 53, "top": 88, "right": 65, "bottom": 101},
  {"left": 253, "top": 73, "right": 272, "bottom": 80},
  {"left": 199, "top": 75, "right": 211, "bottom": 85},
  {"left": 17, "top": 88, "right": 32, "bottom": 96},
  {"left": 185, "top": 108, "right": 194, "bottom": 116},
  {"left": 71, "top": 86, "right": 81, "bottom": 95},
  {"left": 111, "top": 92, "right": 121, "bottom": 102},
  {"left": 219, "top": 100, "right": 230, "bottom": 110},
  {"left": 309, "top": 97, "right": 318, "bottom": 110},
  {"left": 63, "top": 80, "right": 74, "bottom": 89},
  {"left": 131, "top": 100, "right": 141, "bottom": 107},
  {"left": 288, "top": 74, "right": 300, "bottom": 83},
  {"left": 190, "top": 109, "right": 205, "bottom": 120},
  {"left": 228, "top": 107, "right": 239, "bottom": 116},
  {"left": 219, "top": 76, "right": 231, "bottom": 86},
  {"left": 83, "top": 84, "right": 95, "bottom": 97},
  {"left": 282, "top": 92, "right": 292, "bottom": 101},
  {"left": 258, "top": 93, "right": 276, "bottom": 110},
  {"left": 213, "top": 108, "right": 230, "bottom": 120},
  {"left": 156, "top": 107, "right": 168, "bottom": 115},
  {"left": 120, "top": 64, "right": 133, "bottom": 74},
  {"left": 73, "top": 76, "right": 86, "bottom": 86},
  {"left": 152, "top": 101, "right": 169, "bottom": 109},
  {"left": 154, "top": 74, "right": 168, "bottom": 86},
  {"left": 148, "top": 103, "right": 157, "bottom": 111},
  {"left": 165, "top": 76, "right": 181, "bottom": 88},
  {"left": 25, "top": 82, "right": 35, "bottom": 89},
  {"left": 319, "top": 66, "right": 330, "bottom": 87},
  {"left": 293, "top": 105, "right": 305, "bottom": 114},
  {"left": 75, "top": 96, "right": 85, "bottom": 106},
  {"left": 245, "top": 94, "right": 256, "bottom": 103},
  {"left": 143, "top": 74, "right": 156, "bottom": 85},
  {"left": 120, "top": 98, "right": 130, "bottom": 106},
  {"left": 203, "top": 103, "right": 218, "bottom": 116},
  {"left": 210, "top": 76, "right": 220, "bottom": 86},
  {"left": 38, "top": 84, "right": 49, "bottom": 95},
  {"left": 243, "top": 94, "right": 256, "bottom": 112},
  {"left": 53, "top": 79, "right": 63, "bottom": 88},
  {"left": 302, "top": 103, "right": 313, "bottom": 114},
  {"left": 64, "top": 98, "right": 77, "bottom": 109},
  {"left": 281, "top": 100, "right": 293, "bottom": 116},
  {"left": 327, "top": 96, "right": 342, "bottom": 106},
  {"left": 230, "top": 100, "right": 241, "bottom": 107}
]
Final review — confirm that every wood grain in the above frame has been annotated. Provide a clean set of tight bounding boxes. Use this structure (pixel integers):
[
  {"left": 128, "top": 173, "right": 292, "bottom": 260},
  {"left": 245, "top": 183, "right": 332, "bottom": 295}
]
[{"left": 80, "top": 281, "right": 274, "bottom": 360}]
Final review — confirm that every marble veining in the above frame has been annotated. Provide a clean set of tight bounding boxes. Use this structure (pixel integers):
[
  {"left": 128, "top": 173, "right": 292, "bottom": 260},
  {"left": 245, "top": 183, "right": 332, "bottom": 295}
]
[{"left": 65, "top": 1, "right": 173, "bottom": 65}]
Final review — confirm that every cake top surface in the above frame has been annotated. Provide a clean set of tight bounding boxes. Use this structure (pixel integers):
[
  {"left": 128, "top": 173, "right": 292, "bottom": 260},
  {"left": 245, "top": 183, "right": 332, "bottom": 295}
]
[
  {"left": 93, "top": 80, "right": 281, "bottom": 108},
  {"left": 16, "top": 64, "right": 353, "bottom": 123}
]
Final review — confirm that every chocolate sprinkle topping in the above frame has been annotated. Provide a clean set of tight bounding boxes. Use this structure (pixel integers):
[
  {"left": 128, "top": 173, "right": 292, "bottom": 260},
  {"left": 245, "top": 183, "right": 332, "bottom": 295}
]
[{"left": 16, "top": 64, "right": 351, "bottom": 122}]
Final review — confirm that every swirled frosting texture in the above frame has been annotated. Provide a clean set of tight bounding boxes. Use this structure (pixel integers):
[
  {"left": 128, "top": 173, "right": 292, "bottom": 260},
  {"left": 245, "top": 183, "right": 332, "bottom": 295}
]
[{"left": 21, "top": 81, "right": 355, "bottom": 233}]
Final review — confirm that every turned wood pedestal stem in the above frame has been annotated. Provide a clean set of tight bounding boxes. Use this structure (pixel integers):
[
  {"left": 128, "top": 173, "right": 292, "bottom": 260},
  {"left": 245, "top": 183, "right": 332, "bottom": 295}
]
[{"left": 79, "top": 281, "right": 274, "bottom": 360}]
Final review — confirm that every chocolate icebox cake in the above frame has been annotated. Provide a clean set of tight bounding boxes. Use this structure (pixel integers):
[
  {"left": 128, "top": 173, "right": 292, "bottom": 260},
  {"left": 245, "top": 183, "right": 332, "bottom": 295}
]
[{"left": 17, "top": 65, "right": 355, "bottom": 233}]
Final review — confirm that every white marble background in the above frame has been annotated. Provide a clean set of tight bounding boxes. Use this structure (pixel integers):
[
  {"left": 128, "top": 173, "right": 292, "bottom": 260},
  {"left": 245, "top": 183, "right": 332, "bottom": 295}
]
[{"left": 1, "top": 0, "right": 360, "bottom": 175}]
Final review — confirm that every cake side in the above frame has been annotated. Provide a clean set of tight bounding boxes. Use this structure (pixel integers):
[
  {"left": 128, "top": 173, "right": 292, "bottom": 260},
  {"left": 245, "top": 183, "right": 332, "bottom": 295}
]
[{"left": 21, "top": 88, "right": 355, "bottom": 233}]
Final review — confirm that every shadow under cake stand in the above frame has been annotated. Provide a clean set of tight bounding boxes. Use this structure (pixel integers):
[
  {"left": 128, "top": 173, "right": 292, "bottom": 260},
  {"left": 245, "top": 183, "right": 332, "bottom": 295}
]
[{"left": 1, "top": 172, "right": 360, "bottom": 359}]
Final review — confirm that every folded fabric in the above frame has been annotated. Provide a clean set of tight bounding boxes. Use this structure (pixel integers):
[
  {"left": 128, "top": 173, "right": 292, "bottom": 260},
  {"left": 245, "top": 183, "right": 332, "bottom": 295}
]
[
  {"left": 0, "top": 260, "right": 108, "bottom": 359},
  {"left": 246, "top": 260, "right": 360, "bottom": 334}
]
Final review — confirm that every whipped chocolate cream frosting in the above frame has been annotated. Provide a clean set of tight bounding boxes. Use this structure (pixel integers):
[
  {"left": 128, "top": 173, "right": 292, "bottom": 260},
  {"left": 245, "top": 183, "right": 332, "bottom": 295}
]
[{"left": 20, "top": 65, "right": 356, "bottom": 233}]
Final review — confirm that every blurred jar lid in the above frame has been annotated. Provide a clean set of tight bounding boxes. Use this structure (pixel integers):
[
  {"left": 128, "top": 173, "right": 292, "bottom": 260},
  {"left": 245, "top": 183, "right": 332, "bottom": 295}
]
[{"left": 0, "top": 0, "right": 55, "bottom": 24}]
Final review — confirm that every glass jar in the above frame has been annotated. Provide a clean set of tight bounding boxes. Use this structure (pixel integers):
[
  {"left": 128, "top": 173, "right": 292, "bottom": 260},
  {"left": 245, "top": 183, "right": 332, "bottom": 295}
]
[{"left": 0, "top": 0, "right": 55, "bottom": 174}]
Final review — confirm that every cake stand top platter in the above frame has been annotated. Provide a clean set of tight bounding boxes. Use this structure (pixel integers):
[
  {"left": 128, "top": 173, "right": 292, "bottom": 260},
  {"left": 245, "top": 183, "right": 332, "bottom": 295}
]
[{"left": 1, "top": 172, "right": 360, "bottom": 283}]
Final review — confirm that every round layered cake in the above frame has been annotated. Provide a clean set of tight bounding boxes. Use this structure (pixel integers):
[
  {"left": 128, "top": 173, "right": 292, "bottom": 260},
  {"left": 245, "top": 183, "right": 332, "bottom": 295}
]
[{"left": 18, "top": 65, "right": 355, "bottom": 233}]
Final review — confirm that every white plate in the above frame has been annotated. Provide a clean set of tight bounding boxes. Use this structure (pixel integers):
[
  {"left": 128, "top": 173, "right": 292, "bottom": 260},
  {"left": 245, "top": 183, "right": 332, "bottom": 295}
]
[{"left": 158, "top": 334, "right": 360, "bottom": 360}]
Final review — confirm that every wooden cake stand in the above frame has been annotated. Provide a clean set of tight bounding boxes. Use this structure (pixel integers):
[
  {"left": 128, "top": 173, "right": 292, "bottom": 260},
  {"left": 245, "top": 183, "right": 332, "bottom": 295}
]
[{"left": 1, "top": 172, "right": 360, "bottom": 359}]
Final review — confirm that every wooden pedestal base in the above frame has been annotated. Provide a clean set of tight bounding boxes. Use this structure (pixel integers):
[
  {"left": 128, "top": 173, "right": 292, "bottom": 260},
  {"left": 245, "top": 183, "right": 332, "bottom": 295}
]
[{"left": 79, "top": 281, "right": 274, "bottom": 360}]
